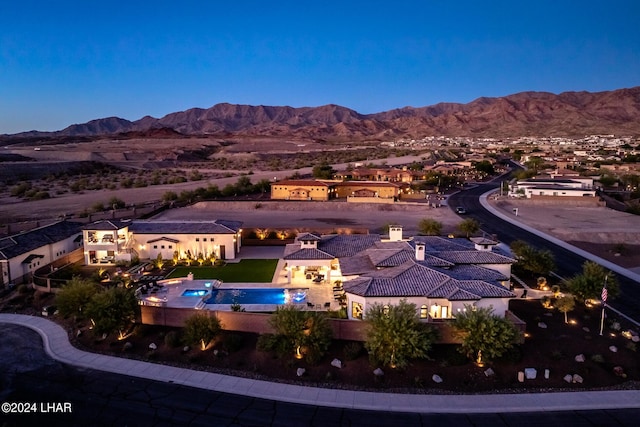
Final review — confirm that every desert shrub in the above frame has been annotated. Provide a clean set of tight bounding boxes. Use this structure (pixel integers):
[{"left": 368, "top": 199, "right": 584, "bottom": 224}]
[
  {"left": 223, "top": 334, "right": 245, "bottom": 353},
  {"left": 17, "top": 284, "right": 30, "bottom": 294},
  {"left": 549, "top": 349, "right": 566, "bottom": 360},
  {"left": 441, "top": 345, "right": 468, "bottom": 366},
  {"left": 164, "top": 331, "right": 181, "bottom": 348},
  {"left": 626, "top": 342, "right": 637, "bottom": 352},
  {"left": 590, "top": 354, "right": 605, "bottom": 364},
  {"left": 304, "top": 347, "right": 323, "bottom": 365},
  {"left": 256, "top": 333, "right": 286, "bottom": 354},
  {"left": 343, "top": 341, "right": 363, "bottom": 361}
]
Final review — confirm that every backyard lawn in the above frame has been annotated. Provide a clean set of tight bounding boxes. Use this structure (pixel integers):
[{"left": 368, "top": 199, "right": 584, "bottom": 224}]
[{"left": 166, "top": 259, "right": 278, "bottom": 282}]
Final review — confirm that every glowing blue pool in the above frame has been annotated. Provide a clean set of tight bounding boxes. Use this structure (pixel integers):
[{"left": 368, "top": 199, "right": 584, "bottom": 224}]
[
  {"left": 205, "top": 288, "right": 308, "bottom": 305},
  {"left": 181, "top": 289, "right": 208, "bottom": 297}
]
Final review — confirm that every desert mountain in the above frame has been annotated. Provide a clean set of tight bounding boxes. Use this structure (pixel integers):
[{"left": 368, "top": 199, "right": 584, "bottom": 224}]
[{"left": 5, "top": 87, "right": 640, "bottom": 141}]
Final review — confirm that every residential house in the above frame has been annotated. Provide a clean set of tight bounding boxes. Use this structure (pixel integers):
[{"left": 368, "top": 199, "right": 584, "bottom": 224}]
[
  {"left": 0, "top": 221, "right": 83, "bottom": 286},
  {"left": 282, "top": 228, "right": 515, "bottom": 320},
  {"left": 82, "top": 219, "right": 243, "bottom": 265}
]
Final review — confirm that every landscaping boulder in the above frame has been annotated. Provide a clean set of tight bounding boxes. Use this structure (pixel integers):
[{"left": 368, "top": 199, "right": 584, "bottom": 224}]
[
  {"left": 182, "top": 346, "right": 190, "bottom": 353},
  {"left": 373, "top": 368, "right": 384, "bottom": 377},
  {"left": 609, "top": 345, "right": 618, "bottom": 353},
  {"left": 633, "top": 335, "right": 640, "bottom": 343},
  {"left": 582, "top": 327, "right": 590, "bottom": 332},
  {"left": 296, "top": 368, "right": 306, "bottom": 377},
  {"left": 432, "top": 374, "right": 443, "bottom": 384},
  {"left": 148, "top": 343, "right": 157, "bottom": 351},
  {"left": 123, "top": 342, "right": 133, "bottom": 352},
  {"left": 563, "top": 374, "right": 573, "bottom": 383},
  {"left": 572, "top": 374, "right": 583, "bottom": 384},
  {"left": 524, "top": 368, "right": 537, "bottom": 380},
  {"left": 574, "top": 354, "right": 585, "bottom": 362},
  {"left": 544, "top": 369, "right": 550, "bottom": 379},
  {"left": 331, "top": 358, "right": 343, "bottom": 369},
  {"left": 484, "top": 368, "right": 495, "bottom": 377},
  {"left": 537, "top": 322, "right": 547, "bottom": 329},
  {"left": 517, "top": 372, "right": 525, "bottom": 383}
]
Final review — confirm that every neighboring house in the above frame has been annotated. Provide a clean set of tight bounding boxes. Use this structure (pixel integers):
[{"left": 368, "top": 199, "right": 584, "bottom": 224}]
[
  {"left": 282, "top": 227, "right": 515, "bottom": 320},
  {"left": 82, "top": 219, "right": 243, "bottom": 265},
  {"left": 270, "top": 180, "right": 336, "bottom": 201},
  {"left": 509, "top": 177, "right": 596, "bottom": 199},
  {"left": 0, "top": 221, "right": 83, "bottom": 286},
  {"left": 334, "top": 181, "right": 402, "bottom": 200}
]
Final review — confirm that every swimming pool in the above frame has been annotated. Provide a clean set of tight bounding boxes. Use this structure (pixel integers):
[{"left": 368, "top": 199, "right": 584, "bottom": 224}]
[
  {"left": 205, "top": 288, "right": 308, "bottom": 305},
  {"left": 181, "top": 289, "right": 209, "bottom": 297}
]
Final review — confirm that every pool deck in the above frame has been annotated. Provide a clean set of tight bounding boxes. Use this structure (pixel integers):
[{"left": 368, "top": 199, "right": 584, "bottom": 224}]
[{"left": 137, "top": 256, "right": 339, "bottom": 312}]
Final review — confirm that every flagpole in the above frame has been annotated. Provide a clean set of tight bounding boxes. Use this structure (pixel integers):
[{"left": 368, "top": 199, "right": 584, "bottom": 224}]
[{"left": 599, "top": 275, "right": 608, "bottom": 336}]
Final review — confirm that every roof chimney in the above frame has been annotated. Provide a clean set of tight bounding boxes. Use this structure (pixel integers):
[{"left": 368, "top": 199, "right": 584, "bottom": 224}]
[
  {"left": 389, "top": 225, "right": 403, "bottom": 242},
  {"left": 415, "top": 242, "right": 425, "bottom": 261}
]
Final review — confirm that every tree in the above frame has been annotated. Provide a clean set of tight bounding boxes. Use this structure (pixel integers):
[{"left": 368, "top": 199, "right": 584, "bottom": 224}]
[
  {"left": 509, "top": 240, "right": 556, "bottom": 276},
  {"left": 453, "top": 305, "right": 519, "bottom": 365},
  {"left": 568, "top": 261, "right": 619, "bottom": 303},
  {"left": 364, "top": 300, "right": 438, "bottom": 369},
  {"left": 457, "top": 218, "right": 480, "bottom": 238},
  {"left": 107, "top": 196, "right": 126, "bottom": 209},
  {"left": 473, "top": 160, "right": 495, "bottom": 175},
  {"left": 556, "top": 295, "right": 576, "bottom": 323},
  {"left": 312, "top": 161, "right": 335, "bottom": 179},
  {"left": 183, "top": 313, "right": 223, "bottom": 350},
  {"left": 418, "top": 218, "right": 443, "bottom": 236},
  {"left": 154, "top": 253, "right": 164, "bottom": 269},
  {"left": 56, "top": 276, "right": 101, "bottom": 319},
  {"left": 267, "top": 305, "right": 332, "bottom": 364},
  {"left": 86, "top": 287, "right": 139, "bottom": 337}
]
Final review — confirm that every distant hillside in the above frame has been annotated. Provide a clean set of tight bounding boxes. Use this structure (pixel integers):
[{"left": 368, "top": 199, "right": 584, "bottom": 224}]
[{"left": 4, "top": 87, "right": 640, "bottom": 141}]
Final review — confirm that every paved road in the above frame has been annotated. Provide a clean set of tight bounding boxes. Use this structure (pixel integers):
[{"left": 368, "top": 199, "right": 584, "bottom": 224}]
[
  {"left": 448, "top": 182, "right": 640, "bottom": 323},
  {"left": 1, "top": 324, "right": 639, "bottom": 427}
]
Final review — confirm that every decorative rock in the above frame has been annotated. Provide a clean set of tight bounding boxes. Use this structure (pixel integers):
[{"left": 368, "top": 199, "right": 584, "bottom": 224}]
[
  {"left": 543, "top": 312, "right": 553, "bottom": 317},
  {"left": 609, "top": 346, "right": 618, "bottom": 353},
  {"left": 373, "top": 368, "right": 384, "bottom": 377},
  {"left": 517, "top": 371, "right": 525, "bottom": 383},
  {"left": 632, "top": 335, "right": 639, "bottom": 343},
  {"left": 76, "top": 330, "right": 82, "bottom": 337},
  {"left": 582, "top": 327, "right": 590, "bottom": 332},
  {"left": 331, "top": 358, "right": 343, "bottom": 369},
  {"left": 613, "top": 366, "right": 627, "bottom": 378},
  {"left": 484, "top": 368, "right": 495, "bottom": 377},
  {"left": 544, "top": 369, "right": 550, "bottom": 379},
  {"left": 182, "top": 346, "right": 190, "bottom": 353},
  {"left": 524, "top": 368, "right": 537, "bottom": 380},
  {"left": 563, "top": 374, "right": 573, "bottom": 383},
  {"left": 432, "top": 374, "right": 443, "bottom": 383},
  {"left": 213, "top": 349, "right": 219, "bottom": 356},
  {"left": 575, "top": 354, "right": 585, "bottom": 362},
  {"left": 148, "top": 343, "right": 157, "bottom": 350},
  {"left": 102, "top": 333, "right": 108, "bottom": 340},
  {"left": 572, "top": 374, "right": 583, "bottom": 384},
  {"left": 123, "top": 342, "right": 133, "bottom": 351},
  {"left": 537, "top": 322, "right": 547, "bottom": 329},
  {"left": 296, "top": 368, "right": 306, "bottom": 377}
]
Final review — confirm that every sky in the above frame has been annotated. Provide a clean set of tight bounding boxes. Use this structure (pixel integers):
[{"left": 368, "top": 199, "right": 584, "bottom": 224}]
[{"left": 1, "top": 1, "right": 639, "bottom": 134}]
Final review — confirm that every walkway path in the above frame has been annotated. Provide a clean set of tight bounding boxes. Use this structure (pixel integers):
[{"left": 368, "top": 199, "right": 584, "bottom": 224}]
[{"left": 1, "top": 313, "right": 639, "bottom": 414}]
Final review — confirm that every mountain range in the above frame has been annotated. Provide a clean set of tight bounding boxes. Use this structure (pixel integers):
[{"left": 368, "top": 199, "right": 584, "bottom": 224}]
[{"left": 5, "top": 87, "right": 640, "bottom": 141}]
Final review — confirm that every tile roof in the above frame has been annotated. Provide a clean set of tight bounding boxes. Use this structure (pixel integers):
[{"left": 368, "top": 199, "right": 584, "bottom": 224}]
[
  {"left": 82, "top": 219, "right": 131, "bottom": 231},
  {"left": 283, "top": 248, "right": 334, "bottom": 260},
  {"left": 430, "top": 251, "right": 515, "bottom": 265},
  {"left": 129, "top": 220, "right": 242, "bottom": 234},
  {"left": 296, "top": 232, "right": 322, "bottom": 242},
  {"left": 318, "top": 234, "right": 381, "bottom": 257},
  {"left": 0, "top": 221, "right": 82, "bottom": 260}
]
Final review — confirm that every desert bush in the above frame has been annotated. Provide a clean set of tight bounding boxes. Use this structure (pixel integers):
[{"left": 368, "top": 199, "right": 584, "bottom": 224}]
[
  {"left": 590, "top": 354, "right": 605, "bottom": 363},
  {"left": 343, "top": 341, "right": 363, "bottom": 361},
  {"left": 164, "top": 331, "right": 181, "bottom": 348},
  {"left": 626, "top": 342, "right": 637, "bottom": 352}
]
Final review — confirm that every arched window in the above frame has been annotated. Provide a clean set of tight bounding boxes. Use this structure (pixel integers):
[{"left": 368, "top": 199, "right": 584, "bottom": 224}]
[{"left": 420, "top": 305, "right": 428, "bottom": 319}]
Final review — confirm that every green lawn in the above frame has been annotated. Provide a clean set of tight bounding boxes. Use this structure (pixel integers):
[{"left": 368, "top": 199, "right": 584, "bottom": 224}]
[{"left": 166, "top": 259, "right": 279, "bottom": 282}]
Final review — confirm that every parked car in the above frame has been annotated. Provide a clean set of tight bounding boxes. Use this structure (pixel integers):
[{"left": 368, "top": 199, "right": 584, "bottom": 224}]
[{"left": 455, "top": 206, "right": 467, "bottom": 214}]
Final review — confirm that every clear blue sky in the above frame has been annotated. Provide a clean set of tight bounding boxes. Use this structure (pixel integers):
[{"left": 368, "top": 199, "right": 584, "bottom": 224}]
[{"left": 1, "top": 0, "right": 639, "bottom": 134}]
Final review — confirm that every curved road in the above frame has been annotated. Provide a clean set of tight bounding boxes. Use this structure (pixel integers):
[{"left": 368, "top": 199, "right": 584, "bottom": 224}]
[{"left": 447, "top": 181, "right": 640, "bottom": 322}]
